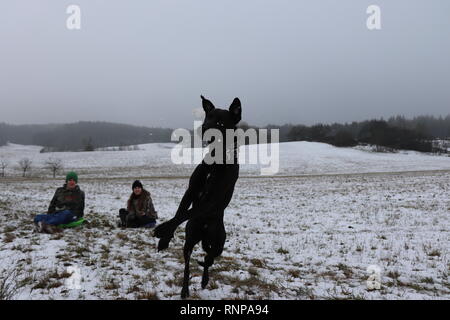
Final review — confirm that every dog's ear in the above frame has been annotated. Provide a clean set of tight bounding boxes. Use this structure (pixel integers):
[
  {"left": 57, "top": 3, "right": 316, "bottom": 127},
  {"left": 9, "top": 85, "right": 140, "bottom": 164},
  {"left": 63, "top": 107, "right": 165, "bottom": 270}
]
[
  {"left": 229, "top": 97, "right": 241, "bottom": 124},
  {"left": 201, "top": 95, "right": 215, "bottom": 114}
]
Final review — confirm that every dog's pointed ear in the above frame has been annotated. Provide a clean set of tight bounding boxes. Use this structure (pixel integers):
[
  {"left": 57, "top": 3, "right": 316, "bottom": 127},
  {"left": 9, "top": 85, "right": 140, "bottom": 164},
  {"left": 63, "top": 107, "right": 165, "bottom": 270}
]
[
  {"left": 229, "top": 97, "right": 242, "bottom": 124},
  {"left": 201, "top": 95, "right": 215, "bottom": 114}
]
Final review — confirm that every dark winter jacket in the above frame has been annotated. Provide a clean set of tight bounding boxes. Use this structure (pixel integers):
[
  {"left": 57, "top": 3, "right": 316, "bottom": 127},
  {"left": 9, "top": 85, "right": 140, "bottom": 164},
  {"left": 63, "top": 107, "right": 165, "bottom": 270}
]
[
  {"left": 48, "top": 184, "right": 85, "bottom": 218},
  {"left": 127, "top": 189, "right": 157, "bottom": 220}
]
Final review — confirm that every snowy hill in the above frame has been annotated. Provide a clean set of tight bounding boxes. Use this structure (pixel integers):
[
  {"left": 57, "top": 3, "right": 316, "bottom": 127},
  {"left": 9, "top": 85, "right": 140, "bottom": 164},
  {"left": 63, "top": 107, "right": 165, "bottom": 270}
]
[{"left": 1, "top": 141, "right": 449, "bottom": 178}]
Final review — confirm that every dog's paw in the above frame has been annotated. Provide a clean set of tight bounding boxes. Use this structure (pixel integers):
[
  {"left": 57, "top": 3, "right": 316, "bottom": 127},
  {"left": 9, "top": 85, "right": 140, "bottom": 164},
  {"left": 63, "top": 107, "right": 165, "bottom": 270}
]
[
  {"left": 152, "top": 224, "right": 162, "bottom": 237},
  {"left": 153, "top": 220, "right": 174, "bottom": 238},
  {"left": 157, "top": 237, "right": 171, "bottom": 252},
  {"left": 153, "top": 224, "right": 166, "bottom": 238}
]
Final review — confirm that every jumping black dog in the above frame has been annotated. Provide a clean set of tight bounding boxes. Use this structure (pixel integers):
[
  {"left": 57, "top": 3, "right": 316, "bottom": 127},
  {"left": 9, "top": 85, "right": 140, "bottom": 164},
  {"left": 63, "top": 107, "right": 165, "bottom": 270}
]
[{"left": 153, "top": 95, "right": 241, "bottom": 299}]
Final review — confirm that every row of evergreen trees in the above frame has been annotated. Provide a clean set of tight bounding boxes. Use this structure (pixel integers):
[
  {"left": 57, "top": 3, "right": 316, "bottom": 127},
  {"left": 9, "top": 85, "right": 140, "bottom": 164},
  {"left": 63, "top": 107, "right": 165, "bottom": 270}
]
[{"left": 269, "top": 115, "right": 450, "bottom": 152}]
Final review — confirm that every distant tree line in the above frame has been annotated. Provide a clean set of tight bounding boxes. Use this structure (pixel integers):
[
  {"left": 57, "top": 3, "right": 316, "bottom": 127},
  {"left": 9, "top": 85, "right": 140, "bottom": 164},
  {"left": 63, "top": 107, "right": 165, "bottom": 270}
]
[
  {"left": 230, "top": 116, "right": 448, "bottom": 153},
  {"left": 273, "top": 115, "right": 450, "bottom": 152},
  {"left": 0, "top": 121, "right": 173, "bottom": 151},
  {"left": 1, "top": 116, "right": 450, "bottom": 153}
]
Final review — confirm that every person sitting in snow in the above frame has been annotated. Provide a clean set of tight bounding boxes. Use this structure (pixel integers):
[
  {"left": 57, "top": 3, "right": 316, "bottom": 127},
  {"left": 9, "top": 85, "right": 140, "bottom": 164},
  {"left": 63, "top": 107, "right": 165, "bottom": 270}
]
[
  {"left": 34, "top": 171, "right": 85, "bottom": 233},
  {"left": 118, "top": 180, "right": 158, "bottom": 228}
]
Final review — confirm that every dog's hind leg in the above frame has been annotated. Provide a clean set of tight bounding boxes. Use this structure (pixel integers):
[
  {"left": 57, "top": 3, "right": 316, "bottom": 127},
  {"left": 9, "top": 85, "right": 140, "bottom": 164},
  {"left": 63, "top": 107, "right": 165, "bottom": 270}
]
[
  {"left": 181, "top": 245, "right": 192, "bottom": 299},
  {"left": 200, "top": 261, "right": 210, "bottom": 289},
  {"left": 181, "top": 220, "right": 203, "bottom": 299},
  {"left": 199, "top": 244, "right": 225, "bottom": 289},
  {"left": 199, "top": 220, "right": 226, "bottom": 289},
  {"left": 198, "top": 248, "right": 214, "bottom": 289}
]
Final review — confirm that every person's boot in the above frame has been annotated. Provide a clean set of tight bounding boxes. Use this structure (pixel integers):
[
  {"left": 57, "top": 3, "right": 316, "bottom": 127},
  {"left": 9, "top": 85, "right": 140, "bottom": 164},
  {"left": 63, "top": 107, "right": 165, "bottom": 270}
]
[
  {"left": 117, "top": 216, "right": 126, "bottom": 228},
  {"left": 34, "top": 221, "right": 44, "bottom": 233},
  {"left": 42, "top": 222, "right": 63, "bottom": 234},
  {"left": 119, "top": 210, "right": 127, "bottom": 228}
]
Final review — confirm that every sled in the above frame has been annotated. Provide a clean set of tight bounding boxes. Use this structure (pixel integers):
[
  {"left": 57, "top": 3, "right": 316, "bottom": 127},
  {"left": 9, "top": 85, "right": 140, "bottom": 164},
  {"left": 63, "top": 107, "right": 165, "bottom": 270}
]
[{"left": 58, "top": 217, "right": 86, "bottom": 228}]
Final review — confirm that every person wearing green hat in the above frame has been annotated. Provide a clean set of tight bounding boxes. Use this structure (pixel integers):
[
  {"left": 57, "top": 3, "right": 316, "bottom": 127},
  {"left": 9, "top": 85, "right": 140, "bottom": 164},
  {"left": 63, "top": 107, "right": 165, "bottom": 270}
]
[{"left": 33, "top": 171, "right": 85, "bottom": 233}]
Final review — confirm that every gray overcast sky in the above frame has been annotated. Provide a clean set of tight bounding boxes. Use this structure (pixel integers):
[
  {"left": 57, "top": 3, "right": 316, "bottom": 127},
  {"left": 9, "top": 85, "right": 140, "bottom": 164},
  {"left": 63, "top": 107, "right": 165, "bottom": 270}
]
[{"left": 0, "top": 0, "right": 449, "bottom": 128}]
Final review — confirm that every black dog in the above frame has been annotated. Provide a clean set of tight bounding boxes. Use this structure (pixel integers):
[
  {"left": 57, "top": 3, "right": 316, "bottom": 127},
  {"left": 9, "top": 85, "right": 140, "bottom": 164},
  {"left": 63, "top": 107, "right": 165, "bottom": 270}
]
[{"left": 153, "top": 95, "right": 241, "bottom": 299}]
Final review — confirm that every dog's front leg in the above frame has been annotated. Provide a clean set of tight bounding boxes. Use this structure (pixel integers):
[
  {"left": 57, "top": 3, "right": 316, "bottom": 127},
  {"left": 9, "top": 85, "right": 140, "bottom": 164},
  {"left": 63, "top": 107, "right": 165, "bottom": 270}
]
[{"left": 154, "top": 164, "right": 208, "bottom": 250}]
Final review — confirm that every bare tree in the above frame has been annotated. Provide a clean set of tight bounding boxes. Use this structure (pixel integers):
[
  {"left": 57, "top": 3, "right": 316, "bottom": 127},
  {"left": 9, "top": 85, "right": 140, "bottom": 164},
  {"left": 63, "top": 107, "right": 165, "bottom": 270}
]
[
  {"left": 18, "top": 158, "right": 32, "bottom": 177},
  {"left": 45, "top": 157, "right": 63, "bottom": 178},
  {"left": 0, "top": 158, "right": 8, "bottom": 177}
]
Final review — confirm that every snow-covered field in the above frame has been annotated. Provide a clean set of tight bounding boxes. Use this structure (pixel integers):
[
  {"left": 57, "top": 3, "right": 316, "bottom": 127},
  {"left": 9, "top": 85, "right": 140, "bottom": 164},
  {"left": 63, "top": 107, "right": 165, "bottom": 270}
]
[
  {"left": 0, "top": 142, "right": 449, "bottom": 300},
  {"left": 2, "top": 141, "right": 450, "bottom": 178}
]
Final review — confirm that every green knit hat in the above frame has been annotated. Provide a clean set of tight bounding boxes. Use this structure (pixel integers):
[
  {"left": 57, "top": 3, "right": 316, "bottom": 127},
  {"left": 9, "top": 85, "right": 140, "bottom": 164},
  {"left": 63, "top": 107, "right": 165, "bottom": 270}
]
[{"left": 66, "top": 171, "right": 78, "bottom": 183}]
